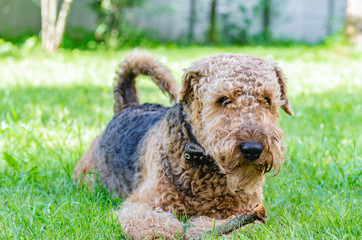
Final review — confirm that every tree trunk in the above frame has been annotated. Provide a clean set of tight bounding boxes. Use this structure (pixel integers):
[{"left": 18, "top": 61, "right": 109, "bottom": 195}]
[
  {"left": 208, "top": 0, "right": 217, "bottom": 44},
  {"left": 41, "top": 0, "right": 74, "bottom": 52},
  {"left": 46, "top": 0, "right": 58, "bottom": 51},
  {"left": 54, "top": 0, "right": 74, "bottom": 50},
  {"left": 262, "top": 0, "right": 270, "bottom": 38},
  {"left": 188, "top": 0, "right": 196, "bottom": 43},
  {"left": 41, "top": 0, "right": 49, "bottom": 49},
  {"left": 345, "top": 0, "right": 362, "bottom": 49}
]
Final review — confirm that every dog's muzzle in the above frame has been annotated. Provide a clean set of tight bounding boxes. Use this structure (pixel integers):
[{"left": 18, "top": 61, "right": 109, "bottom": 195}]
[{"left": 240, "top": 142, "right": 263, "bottom": 161}]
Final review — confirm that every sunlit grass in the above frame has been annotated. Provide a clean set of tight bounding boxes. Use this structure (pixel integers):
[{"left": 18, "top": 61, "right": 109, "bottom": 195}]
[{"left": 0, "top": 44, "right": 361, "bottom": 239}]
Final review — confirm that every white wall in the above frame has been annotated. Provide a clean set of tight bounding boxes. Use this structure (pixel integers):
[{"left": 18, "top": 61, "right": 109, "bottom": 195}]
[
  {"left": 129, "top": 0, "right": 346, "bottom": 43},
  {"left": 271, "top": 0, "right": 347, "bottom": 43},
  {"left": 0, "top": 0, "right": 347, "bottom": 43}
]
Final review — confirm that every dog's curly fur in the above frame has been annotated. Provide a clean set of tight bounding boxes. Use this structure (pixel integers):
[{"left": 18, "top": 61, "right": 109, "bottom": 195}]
[{"left": 74, "top": 50, "right": 293, "bottom": 239}]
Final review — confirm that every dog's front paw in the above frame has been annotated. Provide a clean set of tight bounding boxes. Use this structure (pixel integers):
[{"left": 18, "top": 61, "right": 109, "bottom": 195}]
[{"left": 115, "top": 203, "right": 184, "bottom": 239}]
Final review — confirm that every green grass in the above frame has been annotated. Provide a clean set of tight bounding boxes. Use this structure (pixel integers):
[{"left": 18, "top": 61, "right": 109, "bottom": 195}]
[{"left": 1, "top": 44, "right": 361, "bottom": 239}]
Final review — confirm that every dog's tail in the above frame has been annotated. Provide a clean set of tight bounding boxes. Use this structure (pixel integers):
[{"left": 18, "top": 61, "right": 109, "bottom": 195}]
[{"left": 113, "top": 50, "right": 179, "bottom": 113}]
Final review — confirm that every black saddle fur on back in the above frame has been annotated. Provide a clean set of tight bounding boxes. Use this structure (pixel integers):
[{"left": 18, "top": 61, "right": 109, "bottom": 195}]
[{"left": 98, "top": 103, "right": 169, "bottom": 193}]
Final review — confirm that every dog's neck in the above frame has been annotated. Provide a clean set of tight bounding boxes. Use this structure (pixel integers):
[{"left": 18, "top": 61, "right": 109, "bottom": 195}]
[{"left": 179, "top": 104, "right": 218, "bottom": 169}]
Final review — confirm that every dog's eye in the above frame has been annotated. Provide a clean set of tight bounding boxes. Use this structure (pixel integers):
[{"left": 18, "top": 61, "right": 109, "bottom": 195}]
[
  {"left": 264, "top": 97, "right": 271, "bottom": 105},
  {"left": 218, "top": 97, "right": 232, "bottom": 107}
]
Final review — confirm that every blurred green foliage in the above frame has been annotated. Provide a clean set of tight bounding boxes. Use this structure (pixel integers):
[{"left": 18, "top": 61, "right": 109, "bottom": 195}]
[
  {"left": 0, "top": 36, "right": 39, "bottom": 57},
  {"left": 90, "top": 0, "right": 145, "bottom": 48},
  {"left": 0, "top": 30, "right": 351, "bottom": 58}
]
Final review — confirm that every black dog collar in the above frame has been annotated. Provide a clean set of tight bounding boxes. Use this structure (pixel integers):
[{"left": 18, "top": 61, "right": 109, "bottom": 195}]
[{"left": 180, "top": 105, "right": 217, "bottom": 168}]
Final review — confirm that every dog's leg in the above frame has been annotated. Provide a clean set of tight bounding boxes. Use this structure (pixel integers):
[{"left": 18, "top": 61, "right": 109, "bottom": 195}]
[
  {"left": 73, "top": 132, "right": 104, "bottom": 185},
  {"left": 114, "top": 201, "right": 184, "bottom": 239}
]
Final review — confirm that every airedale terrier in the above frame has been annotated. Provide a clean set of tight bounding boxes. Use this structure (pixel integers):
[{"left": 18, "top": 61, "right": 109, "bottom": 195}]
[{"left": 74, "top": 50, "right": 293, "bottom": 239}]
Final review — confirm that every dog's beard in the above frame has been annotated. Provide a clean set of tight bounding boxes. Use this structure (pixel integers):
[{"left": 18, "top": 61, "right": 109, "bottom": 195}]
[
  {"left": 213, "top": 151, "right": 266, "bottom": 194},
  {"left": 226, "top": 166, "right": 265, "bottom": 194},
  {"left": 200, "top": 122, "right": 285, "bottom": 193},
  {"left": 214, "top": 139, "right": 285, "bottom": 194}
]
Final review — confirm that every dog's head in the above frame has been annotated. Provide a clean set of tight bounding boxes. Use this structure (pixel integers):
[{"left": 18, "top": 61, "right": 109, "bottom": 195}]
[{"left": 179, "top": 54, "right": 293, "bottom": 193}]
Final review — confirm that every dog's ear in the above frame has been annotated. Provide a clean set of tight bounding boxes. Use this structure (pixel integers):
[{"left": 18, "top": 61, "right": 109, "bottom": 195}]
[
  {"left": 274, "top": 64, "right": 294, "bottom": 116},
  {"left": 178, "top": 66, "right": 201, "bottom": 104}
]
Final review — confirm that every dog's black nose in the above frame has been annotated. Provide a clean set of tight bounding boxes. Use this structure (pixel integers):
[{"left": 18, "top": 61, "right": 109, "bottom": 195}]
[{"left": 240, "top": 142, "right": 263, "bottom": 161}]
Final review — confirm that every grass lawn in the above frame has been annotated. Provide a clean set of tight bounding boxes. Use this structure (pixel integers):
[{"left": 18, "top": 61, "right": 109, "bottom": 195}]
[{"left": 0, "top": 44, "right": 361, "bottom": 239}]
